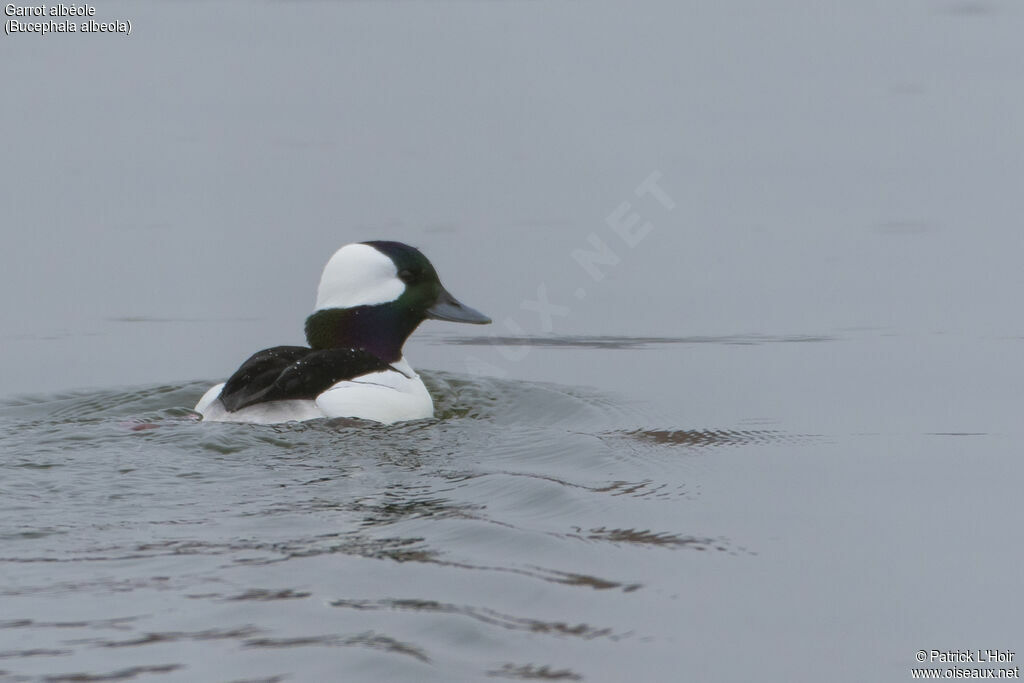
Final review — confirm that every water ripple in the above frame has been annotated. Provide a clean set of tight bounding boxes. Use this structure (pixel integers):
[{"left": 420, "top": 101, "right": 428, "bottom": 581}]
[
  {"left": 435, "top": 333, "right": 835, "bottom": 349},
  {"left": 330, "top": 598, "right": 619, "bottom": 640},
  {"left": 242, "top": 631, "right": 430, "bottom": 663},
  {"left": 0, "top": 372, "right": 803, "bottom": 679},
  {"left": 488, "top": 663, "right": 583, "bottom": 681},
  {"left": 42, "top": 664, "right": 184, "bottom": 682}
]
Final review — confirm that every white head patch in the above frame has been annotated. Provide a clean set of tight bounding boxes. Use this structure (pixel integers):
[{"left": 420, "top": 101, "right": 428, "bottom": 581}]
[{"left": 314, "top": 243, "right": 405, "bottom": 311}]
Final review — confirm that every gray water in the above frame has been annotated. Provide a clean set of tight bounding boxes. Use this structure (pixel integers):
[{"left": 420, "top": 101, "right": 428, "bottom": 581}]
[{"left": 2, "top": 1, "right": 1023, "bottom": 681}]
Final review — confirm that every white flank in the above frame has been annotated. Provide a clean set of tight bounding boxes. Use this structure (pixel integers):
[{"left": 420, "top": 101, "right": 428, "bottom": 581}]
[{"left": 315, "top": 358, "right": 433, "bottom": 425}]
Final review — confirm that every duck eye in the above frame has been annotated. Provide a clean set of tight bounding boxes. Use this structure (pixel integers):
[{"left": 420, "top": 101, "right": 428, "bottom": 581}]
[{"left": 398, "top": 269, "right": 416, "bottom": 283}]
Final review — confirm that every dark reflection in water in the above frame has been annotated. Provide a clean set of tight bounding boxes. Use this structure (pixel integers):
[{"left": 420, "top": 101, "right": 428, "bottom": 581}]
[
  {"left": 569, "top": 526, "right": 729, "bottom": 552},
  {"left": 105, "top": 316, "right": 261, "bottom": 324},
  {"left": 43, "top": 664, "right": 185, "bottom": 681},
  {"left": 243, "top": 632, "right": 430, "bottom": 663},
  {"left": 0, "top": 618, "right": 138, "bottom": 631},
  {"left": 607, "top": 428, "right": 815, "bottom": 449},
  {"left": 437, "top": 334, "right": 835, "bottom": 350},
  {"left": 224, "top": 588, "right": 311, "bottom": 601},
  {"left": 0, "top": 648, "right": 72, "bottom": 658},
  {"left": 488, "top": 663, "right": 583, "bottom": 680},
  {"left": 84, "top": 627, "right": 262, "bottom": 649},
  {"left": 330, "top": 598, "right": 618, "bottom": 640}
]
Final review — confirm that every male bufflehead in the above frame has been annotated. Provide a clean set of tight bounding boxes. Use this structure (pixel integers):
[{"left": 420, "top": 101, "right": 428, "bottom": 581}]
[{"left": 194, "top": 241, "right": 490, "bottom": 424}]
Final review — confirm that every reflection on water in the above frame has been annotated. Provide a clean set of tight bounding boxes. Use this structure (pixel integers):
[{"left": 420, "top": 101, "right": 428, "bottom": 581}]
[
  {"left": 241, "top": 632, "right": 431, "bottom": 665},
  {"left": 608, "top": 427, "right": 815, "bottom": 448},
  {"left": 569, "top": 526, "right": 728, "bottom": 551},
  {"left": 488, "top": 663, "right": 583, "bottom": 681},
  {"left": 437, "top": 334, "right": 836, "bottom": 350},
  {"left": 0, "top": 371, "right": 788, "bottom": 680},
  {"left": 329, "top": 598, "right": 617, "bottom": 640}
]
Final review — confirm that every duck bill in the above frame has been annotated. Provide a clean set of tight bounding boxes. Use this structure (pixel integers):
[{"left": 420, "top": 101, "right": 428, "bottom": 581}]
[{"left": 427, "top": 288, "right": 491, "bottom": 324}]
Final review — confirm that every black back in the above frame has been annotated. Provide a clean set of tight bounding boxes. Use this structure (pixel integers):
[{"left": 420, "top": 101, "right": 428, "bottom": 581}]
[{"left": 219, "top": 345, "right": 393, "bottom": 412}]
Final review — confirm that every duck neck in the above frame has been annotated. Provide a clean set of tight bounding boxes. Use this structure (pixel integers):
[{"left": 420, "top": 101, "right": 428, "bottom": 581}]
[{"left": 304, "top": 305, "right": 423, "bottom": 363}]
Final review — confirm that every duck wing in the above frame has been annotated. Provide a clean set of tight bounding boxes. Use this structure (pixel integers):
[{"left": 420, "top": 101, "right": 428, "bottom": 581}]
[{"left": 219, "top": 346, "right": 392, "bottom": 412}]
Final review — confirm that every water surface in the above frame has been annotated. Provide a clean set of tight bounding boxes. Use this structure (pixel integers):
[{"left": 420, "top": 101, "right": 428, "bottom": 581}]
[{"left": 2, "top": 1, "right": 1023, "bottom": 681}]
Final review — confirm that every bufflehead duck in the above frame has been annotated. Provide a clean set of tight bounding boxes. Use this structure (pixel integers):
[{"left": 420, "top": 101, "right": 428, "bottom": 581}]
[{"left": 194, "top": 240, "right": 490, "bottom": 424}]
